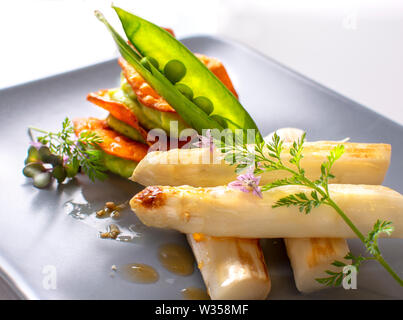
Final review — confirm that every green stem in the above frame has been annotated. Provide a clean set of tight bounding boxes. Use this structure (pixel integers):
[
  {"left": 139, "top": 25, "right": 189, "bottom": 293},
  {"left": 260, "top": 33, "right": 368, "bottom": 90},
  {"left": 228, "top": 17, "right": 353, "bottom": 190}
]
[
  {"left": 328, "top": 199, "right": 403, "bottom": 286},
  {"left": 375, "top": 253, "right": 403, "bottom": 286},
  {"left": 327, "top": 199, "right": 366, "bottom": 242},
  {"left": 28, "top": 126, "right": 49, "bottom": 134}
]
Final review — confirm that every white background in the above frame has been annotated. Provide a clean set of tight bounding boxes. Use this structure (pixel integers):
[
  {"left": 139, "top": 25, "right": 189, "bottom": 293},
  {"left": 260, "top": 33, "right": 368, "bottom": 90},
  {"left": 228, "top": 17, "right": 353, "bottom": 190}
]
[{"left": 1, "top": 0, "right": 402, "bottom": 124}]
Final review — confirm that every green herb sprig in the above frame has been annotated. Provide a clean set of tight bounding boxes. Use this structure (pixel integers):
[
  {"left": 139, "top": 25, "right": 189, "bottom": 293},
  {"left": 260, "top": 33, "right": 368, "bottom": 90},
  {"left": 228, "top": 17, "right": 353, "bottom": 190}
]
[
  {"left": 222, "top": 132, "right": 403, "bottom": 287},
  {"left": 25, "top": 118, "right": 107, "bottom": 185}
]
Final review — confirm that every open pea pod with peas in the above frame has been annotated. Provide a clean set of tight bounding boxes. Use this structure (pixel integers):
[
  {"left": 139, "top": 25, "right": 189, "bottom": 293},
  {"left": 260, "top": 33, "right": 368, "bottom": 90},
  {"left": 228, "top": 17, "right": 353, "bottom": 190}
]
[{"left": 96, "top": 7, "right": 263, "bottom": 142}]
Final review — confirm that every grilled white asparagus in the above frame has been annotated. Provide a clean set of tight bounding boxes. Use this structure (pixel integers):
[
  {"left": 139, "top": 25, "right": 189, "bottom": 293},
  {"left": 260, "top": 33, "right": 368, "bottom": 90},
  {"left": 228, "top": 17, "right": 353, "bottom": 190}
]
[
  {"left": 187, "top": 234, "right": 271, "bottom": 299},
  {"left": 130, "top": 184, "right": 403, "bottom": 238},
  {"left": 270, "top": 129, "right": 351, "bottom": 293},
  {"left": 131, "top": 142, "right": 391, "bottom": 187},
  {"left": 284, "top": 238, "right": 349, "bottom": 292},
  {"left": 264, "top": 127, "right": 306, "bottom": 143},
  {"left": 187, "top": 234, "right": 271, "bottom": 300}
]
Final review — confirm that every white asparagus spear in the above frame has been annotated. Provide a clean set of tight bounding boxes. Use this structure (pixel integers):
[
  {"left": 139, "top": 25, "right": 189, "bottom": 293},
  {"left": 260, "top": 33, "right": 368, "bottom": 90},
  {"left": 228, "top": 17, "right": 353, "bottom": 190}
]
[
  {"left": 284, "top": 238, "right": 349, "bottom": 293},
  {"left": 264, "top": 127, "right": 306, "bottom": 143},
  {"left": 187, "top": 234, "right": 271, "bottom": 299},
  {"left": 187, "top": 234, "right": 271, "bottom": 300},
  {"left": 269, "top": 129, "right": 350, "bottom": 293},
  {"left": 130, "top": 184, "right": 403, "bottom": 238},
  {"left": 131, "top": 142, "right": 391, "bottom": 187}
]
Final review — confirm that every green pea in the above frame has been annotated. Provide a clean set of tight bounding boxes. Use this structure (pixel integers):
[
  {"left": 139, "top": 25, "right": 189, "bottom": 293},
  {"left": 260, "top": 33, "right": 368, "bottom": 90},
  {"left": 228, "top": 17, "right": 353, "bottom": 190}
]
[
  {"left": 23, "top": 162, "right": 45, "bottom": 178},
  {"left": 140, "top": 57, "right": 151, "bottom": 71},
  {"left": 164, "top": 60, "right": 186, "bottom": 83},
  {"left": 65, "top": 163, "right": 79, "bottom": 178},
  {"left": 38, "top": 146, "right": 53, "bottom": 163},
  {"left": 175, "top": 83, "right": 193, "bottom": 100},
  {"left": 193, "top": 96, "right": 214, "bottom": 115},
  {"left": 140, "top": 56, "right": 159, "bottom": 72},
  {"left": 25, "top": 146, "right": 40, "bottom": 164},
  {"left": 52, "top": 165, "right": 67, "bottom": 183},
  {"left": 33, "top": 172, "right": 52, "bottom": 189},
  {"left": 210, "top": 114, "right": 228, "bottom": 128},
  {"left": 148, "top": 57, "right": 159, "bottom": 69}
]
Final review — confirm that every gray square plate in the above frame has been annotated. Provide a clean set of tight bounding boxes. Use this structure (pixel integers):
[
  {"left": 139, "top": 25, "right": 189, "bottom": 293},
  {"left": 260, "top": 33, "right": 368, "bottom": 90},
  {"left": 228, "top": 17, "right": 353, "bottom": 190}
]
[{"left": 0, "top": 35, "right": 402, "bottom": 299}]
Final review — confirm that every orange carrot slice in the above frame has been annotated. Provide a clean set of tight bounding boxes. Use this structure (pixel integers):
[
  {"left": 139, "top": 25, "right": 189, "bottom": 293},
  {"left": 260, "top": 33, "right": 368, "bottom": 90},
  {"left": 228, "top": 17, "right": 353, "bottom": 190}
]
[
  {"left": 118, "top": 57, "right": 176, "bottom": 113},
  {"left": 86, "top": 90, "right": 150, "bottom": 144},
  {"left": 73, "top": 117, "right": 148, "bottom": 162},
  {"left": 163, "top": 28, "right": 175, "bottom": 37}
]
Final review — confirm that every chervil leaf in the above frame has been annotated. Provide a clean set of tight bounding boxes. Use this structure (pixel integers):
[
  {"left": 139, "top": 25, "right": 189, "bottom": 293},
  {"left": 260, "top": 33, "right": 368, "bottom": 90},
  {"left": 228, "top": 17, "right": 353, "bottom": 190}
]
[
  {"left": 288, "top": 132, "right": 306, "bottom": 174},
  {"left": 364, "top": 220, "right": 394, "bottom": 255},
  {"left": 272, "top": 191, "right": 323, "bottom": 214}
]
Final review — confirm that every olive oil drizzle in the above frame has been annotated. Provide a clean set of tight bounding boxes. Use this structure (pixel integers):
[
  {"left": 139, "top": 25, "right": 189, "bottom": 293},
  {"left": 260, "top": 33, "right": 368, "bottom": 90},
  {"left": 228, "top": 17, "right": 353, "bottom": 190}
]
[
  {"left": 158, "top": 243, "right": 195, "bottom": 276},
  {"left": 181, "top": 287, "right": 210, "bottom": 300},
  {"left": 119, "top": 263, "right": 159, "bottom": 284}
]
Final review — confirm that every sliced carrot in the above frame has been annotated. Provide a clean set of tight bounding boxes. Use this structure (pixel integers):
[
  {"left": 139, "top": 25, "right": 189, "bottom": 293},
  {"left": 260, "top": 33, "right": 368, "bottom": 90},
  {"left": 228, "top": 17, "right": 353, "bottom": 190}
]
[
  {"left": 86, "top": 90, "right": 150, "bottom": 145},
  {"left": 119, "top": 53, "right": 239, "bottom": 113},
  {"left": 73, "top": 118, "right": 148, "bottom": 162},
  {"left": 118, "top": 57, "right": 176, "bottom": 113},
  {"left": 162, "top": 27, "right": 175, "bottom": 37}
]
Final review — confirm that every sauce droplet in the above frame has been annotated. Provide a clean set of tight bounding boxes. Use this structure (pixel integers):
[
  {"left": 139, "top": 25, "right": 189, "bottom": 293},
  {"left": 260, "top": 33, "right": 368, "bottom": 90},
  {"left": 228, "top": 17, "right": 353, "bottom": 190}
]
[
  {"left": 119, "top": 263, "right": 159, "bottom": 284},
  {"left": 181, "top": 287, "right": 210, "bottom": 300},
  {"left": 158, "top": 243, "right": 194, "bottom": 276}
]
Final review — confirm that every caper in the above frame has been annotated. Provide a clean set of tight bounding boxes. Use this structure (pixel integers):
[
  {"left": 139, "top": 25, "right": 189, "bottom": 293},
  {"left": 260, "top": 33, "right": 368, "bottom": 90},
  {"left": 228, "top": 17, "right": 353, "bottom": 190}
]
[
  {"left": 100, "top": 232, "right": 110, "bottom": 239},
  {"left": 33, "top": 172, "right": 52, "bottom": 189},
  {"left": 193, "top": 96, "right": 214, "bottom": 115},
  {"left": 96, "top": 209, "right": 106, "bottom": 217},
  {"left": 175, "top": 83, "right": 193, "bottom": 100},
  {"left": 210, "top": 114, "right": 228, "bottom": 128},
  {"left": 25, "top": 146, "right": 40, "bottom": 164},
  {"left": 111, "top": 210, "right": 121, "bottom": 219},
  {"left": 38, "top": 146, "right": 53, "bottom": 163},
  {"left": 52, "top": 165, "right": 67, "bottom": 183},
  {"left": 105, "top": 202, "right": 116, "bottom": 210},
  {"left": 164, "top": 60, "right": 186, "bottom": 83},
  {"left": 108, "top": 224, "right": 121, "bottom": 239},
  {"left": 23, "top": 162, "right": 45, "bottom": 178}
]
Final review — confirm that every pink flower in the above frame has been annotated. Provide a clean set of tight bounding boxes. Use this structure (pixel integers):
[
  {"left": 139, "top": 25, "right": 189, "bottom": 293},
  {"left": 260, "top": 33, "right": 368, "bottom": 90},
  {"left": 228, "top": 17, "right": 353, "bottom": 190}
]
[
  {"left": 256, "top": 161, "right": 265, "bottom": 170},
  {"left": 29, "top": 141, "right": 43, "bottom": 149},
  {"left": 228, "top": 167, "right": 263, "bottom": 198},
  {"left": 63, "top": 155, "right": 70, "bottom": 165},
  {"left": 193, "top": 129, "right": 215, "bottom": 152}
]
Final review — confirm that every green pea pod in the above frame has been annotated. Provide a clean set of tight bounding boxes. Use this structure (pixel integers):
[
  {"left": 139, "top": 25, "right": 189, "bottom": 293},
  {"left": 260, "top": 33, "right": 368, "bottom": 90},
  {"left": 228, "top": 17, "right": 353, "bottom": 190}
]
[
  {"left": 113, "top": 6, "right": 263, "bottom": 142},
  {"left": 95, "top": 11, "right": 223, "bottom": 134}
]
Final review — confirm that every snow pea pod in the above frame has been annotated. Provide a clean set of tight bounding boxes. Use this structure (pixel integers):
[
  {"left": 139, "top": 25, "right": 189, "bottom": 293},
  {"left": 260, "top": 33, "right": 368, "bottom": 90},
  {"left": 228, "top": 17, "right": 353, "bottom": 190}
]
[
  {"left": 95, "top": 11, "right": 223, "bottom": 135},
  {"left": 113, "top": 6, "right": 263, "bottom": 142}
]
